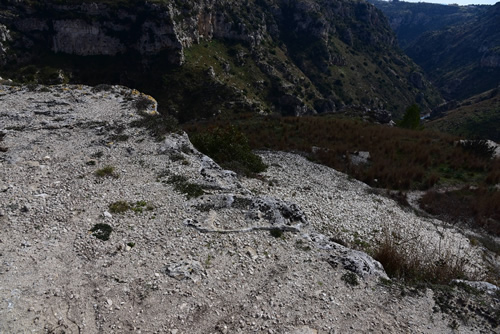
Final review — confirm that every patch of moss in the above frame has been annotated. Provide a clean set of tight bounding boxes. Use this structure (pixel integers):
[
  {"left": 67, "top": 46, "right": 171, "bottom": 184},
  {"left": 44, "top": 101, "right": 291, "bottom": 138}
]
[{"left": 167, "top": 175, "right": 204, "bottom": 199}]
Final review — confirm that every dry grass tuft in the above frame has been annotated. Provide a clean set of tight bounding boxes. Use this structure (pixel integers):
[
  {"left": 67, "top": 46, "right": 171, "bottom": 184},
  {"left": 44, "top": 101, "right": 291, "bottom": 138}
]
[{"left": 373, "top": 228, "right": 471, "bottom": 284}]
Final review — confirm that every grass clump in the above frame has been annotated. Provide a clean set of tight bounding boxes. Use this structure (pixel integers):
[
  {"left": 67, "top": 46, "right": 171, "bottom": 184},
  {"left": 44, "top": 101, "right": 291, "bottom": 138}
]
[
  {"left": 372, "top": 228, "right": 470, "bottom": 285},
  {"left": 189, "top": 126, "right": 267, "bottom": 176},
  {"left": 420, "top": 187, "right": 500, "bottom": 236},
  {"left": 109, "top": 201, "right": 131, "bottom": 214},
  {"left": 94, "top": 166, "right": 119, "bottom": 178},
  {"left": 167, "top": 175, "right": 204, "bottom": 199}
]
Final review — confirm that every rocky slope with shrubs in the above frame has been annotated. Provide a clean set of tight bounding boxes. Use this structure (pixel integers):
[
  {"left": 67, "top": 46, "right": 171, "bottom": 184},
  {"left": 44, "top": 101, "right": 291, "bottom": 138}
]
[
  {"left": 1, "top": 84, "right": 498, "bottom": 333},
  {"left": 0, "top": 0, "right": 441, "bottom": 120}
]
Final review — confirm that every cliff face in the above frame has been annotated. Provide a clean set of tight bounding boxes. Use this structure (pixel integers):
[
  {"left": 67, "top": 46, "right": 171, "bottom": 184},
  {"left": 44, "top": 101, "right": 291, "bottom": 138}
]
[{"left": 0, "top": 0, "right": 442, "bottom": 118}]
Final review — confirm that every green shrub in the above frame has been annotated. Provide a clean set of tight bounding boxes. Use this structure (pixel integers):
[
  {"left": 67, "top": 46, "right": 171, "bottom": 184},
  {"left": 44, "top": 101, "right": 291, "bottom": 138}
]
[
  {"left": 341, "top": 272, "right": 359, "bottom": 286},
  {"left": 398, "top": 103, "right": 422, "bottom": 130},
  {"left": 109, "top": 201, "right": 131, "bottom": 214},
  {"left": 269, "top": 228, "right": 283, "bottom": 238},
  {"left": 134, "top": 95, "right": 156, "bottom": 112},
  {"left": 190, "top": 126, "right": 267, "bottom": 176},
  {"left": 130, "top": 112, "right": 179, "bottom": 141},
  {"left": 167, "top": 175, "right": 204, "bottom": 199},
  {"left": 94, "top": 166, "right": 119, "bottom": 178}
]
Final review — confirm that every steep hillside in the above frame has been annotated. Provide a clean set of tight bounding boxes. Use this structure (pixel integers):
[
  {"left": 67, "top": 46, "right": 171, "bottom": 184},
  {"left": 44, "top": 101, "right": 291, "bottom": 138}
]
[
  {"left": 368, "top": 0, "right": 489, "bottom": 49},
  {"left": 371, "top": 1, "right": 499, "bottom": 101},
  {"left": 0, "top": 0, "right": 442, "bottom": 119},
  {"left": 426, "top": 88, "right": 500, "bottom": 141}
]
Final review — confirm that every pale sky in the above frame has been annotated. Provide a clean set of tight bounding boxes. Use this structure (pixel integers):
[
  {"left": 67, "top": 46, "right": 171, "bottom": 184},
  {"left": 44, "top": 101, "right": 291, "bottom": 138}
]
[{"left": 402, "top": 0, "right": 498, "bottom": 5}]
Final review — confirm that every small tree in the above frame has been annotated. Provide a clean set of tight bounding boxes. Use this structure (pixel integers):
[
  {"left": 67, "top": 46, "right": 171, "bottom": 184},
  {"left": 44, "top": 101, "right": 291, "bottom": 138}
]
[{"left": 398, "top": 104, "right": 421, "bottom": 130}]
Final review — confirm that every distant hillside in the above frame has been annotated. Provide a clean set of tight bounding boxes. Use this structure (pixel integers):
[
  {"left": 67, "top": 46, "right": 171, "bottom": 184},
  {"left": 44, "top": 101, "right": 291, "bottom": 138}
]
[
  {"left": 426, "top": 88, "right": 500, "bottom": 142},
  {"left": 370, "top": 1, "right": 500, "bottom": 101},
  {"left": 368, "top": 0, "right": 489, "bottom": 49},
  {"left": 0, "top": 0, "right": 442, "bottom": 120}
]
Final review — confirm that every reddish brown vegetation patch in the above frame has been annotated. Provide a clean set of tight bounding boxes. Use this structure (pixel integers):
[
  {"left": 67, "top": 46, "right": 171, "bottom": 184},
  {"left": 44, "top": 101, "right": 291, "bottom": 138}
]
[{"left": 420, "top": 187, "right": 500, "bottom": 236}]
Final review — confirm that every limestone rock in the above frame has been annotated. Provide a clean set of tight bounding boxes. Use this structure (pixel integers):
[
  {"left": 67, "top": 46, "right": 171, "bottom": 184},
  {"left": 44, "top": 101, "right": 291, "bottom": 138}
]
[{"left": 166, "top": 260, "right": 206, "bottom": 283}]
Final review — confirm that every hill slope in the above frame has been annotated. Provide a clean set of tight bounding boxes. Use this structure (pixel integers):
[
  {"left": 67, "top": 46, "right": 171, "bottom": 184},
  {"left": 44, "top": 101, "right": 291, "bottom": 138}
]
[
  {"left": 370, "top": 0, "right": 500, "bottom": 101},
  {"left": 427, "top": 88, "right": 500, "bottom": 141},
  {"left": 0, "top": 84, "right": 498, "bottom": 332},
  {"left": 0, "top": 0, "right": 441, "bottom": 119},
  {"left": 368, "top": 0, "right": 489, "bottom": 49}
]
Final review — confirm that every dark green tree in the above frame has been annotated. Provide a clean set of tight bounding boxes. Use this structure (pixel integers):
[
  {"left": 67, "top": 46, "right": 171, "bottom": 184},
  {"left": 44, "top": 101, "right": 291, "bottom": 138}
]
[{"left": 398, "top": 103, "right": 421, "bottom": 130}]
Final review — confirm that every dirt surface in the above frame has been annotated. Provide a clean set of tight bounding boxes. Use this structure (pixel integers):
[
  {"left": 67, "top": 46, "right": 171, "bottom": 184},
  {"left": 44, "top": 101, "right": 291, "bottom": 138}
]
[{"left": 0, "top": 85, "right": 498, "bottom": 333}]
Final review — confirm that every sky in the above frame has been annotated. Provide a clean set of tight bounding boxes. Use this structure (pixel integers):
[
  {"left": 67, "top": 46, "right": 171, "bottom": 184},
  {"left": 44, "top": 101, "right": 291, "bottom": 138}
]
[{"left": 401, "top": 0, "right": 498, "bottom": 5}]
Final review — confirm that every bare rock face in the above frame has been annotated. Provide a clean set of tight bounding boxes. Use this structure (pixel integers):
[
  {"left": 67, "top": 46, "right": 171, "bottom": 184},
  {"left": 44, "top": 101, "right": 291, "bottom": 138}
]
[
  {"left": 4, "top": 1, "right": 264, "bottom": 65},
  {"left": 52, "top": 19, "right": 126, "bottom": 56},
  {"left": 0, "top": 0, "right": 444, "bottom": 116},
  {"left": 0, "top": 85, "right": 498, "bottom": 333},
  {"left": 0, "top": 24, "right": 11, "bottom": 66}
]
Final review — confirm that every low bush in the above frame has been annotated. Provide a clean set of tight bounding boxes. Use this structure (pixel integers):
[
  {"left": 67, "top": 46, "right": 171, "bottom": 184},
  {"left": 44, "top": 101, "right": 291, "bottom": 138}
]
[
  {"left": 134, "top": 95, "right": 156, "bottom": 112},
  {"left": 190, "top": 126, "right": 267, "bottom": 176},
  {"left": 94, "top": 166, "right": 119, "bottom": 178},
  {"left": 460, "top": 140, "right": 496, "bottom": 159},
  {"left": 167, "top": 175, "right": 204, "bottom": 199},
  {"left": 130, "top": 112, "right": 179, "bottom": 141},
  {"left": 109, "top": 201, "right": 131, "bottom": 213},
  {"left": 90, "top": 223, "right": 113, "bottom": 241}
]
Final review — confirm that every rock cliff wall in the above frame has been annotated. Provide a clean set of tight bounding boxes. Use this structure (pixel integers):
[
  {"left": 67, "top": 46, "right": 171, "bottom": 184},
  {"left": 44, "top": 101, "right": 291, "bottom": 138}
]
[{"left": 0, "top": 0, "right": 442, "bottom": 117}]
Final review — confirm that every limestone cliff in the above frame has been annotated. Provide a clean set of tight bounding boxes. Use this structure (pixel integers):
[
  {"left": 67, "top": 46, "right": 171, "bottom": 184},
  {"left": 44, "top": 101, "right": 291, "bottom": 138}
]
[{"left": 0, "top": 0, "right": 442, "bottom": 118}]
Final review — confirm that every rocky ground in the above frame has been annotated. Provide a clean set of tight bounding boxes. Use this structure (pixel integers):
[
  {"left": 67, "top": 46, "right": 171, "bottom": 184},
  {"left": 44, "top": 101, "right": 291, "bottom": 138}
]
[{"left": 0, "top": 84, "right": 498, "bottom": 333}]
